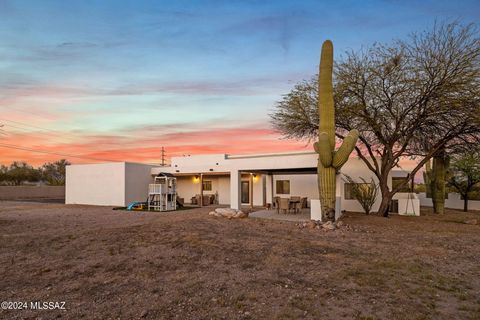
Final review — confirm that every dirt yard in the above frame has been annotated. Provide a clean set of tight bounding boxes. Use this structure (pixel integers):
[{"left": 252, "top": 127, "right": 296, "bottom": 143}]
[{"left": 0, "top": 201, "right": 479, "bottom": 319}]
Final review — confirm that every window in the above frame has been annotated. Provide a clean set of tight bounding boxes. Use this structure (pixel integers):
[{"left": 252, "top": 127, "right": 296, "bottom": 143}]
[
  {"left": 276, "top": 180, "right": 290, "bottom": 194},
  {"left": 392, "top": 177, "right": 411, "bottom": 192},
  {"left": 202, "top": 180, "right": 212, "bottom": 191},
  {"left": 344, "top": 183, "right": 371, "bottom": 200}
]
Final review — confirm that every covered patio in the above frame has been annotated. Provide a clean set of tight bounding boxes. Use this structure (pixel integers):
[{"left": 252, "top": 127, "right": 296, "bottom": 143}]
[{"left": 249, "top": 207, "right": 311, "bottom": 222}]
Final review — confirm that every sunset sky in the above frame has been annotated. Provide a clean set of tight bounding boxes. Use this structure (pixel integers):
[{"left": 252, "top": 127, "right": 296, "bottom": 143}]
[{"left": 1, "top": 0, "right": 479, "bottom": 166}]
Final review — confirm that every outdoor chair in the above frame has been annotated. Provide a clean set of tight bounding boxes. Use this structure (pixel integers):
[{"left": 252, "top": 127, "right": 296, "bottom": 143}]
[
  {"left": 289, "top": 196, "right": 301, "bottom": 214},
  {"left": 202, "top": 195, "right": 211, "bottom": 205},
  {"left": 190, "top": 196, "right": 198, "bottom": 205},
  {"left": 300, "top": 197, "right": 308, "bottom": 209},
  {"left": 278, "top": 198, "right": 290, "bottom": 214},
  {"left": 195, "top": 194, "right": 202, "bottom": 205},
  {"left": 273, "top": 196, "right": 280, "bottom": 213}
]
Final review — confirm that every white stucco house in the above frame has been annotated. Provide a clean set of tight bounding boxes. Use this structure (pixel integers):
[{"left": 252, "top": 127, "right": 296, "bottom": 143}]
[{"left": 66, "top": 151, "right": 418, "bottom": 216}]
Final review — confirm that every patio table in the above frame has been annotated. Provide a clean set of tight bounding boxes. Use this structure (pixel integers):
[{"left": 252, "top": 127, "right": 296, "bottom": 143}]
[{"left": 288, "top": 199, "right": 301, "bottom": 214}]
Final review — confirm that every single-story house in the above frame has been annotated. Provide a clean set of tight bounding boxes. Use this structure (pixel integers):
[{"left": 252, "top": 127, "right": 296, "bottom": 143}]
[{"left": 66, "top": 151, "right": 414, "bottom": 214}]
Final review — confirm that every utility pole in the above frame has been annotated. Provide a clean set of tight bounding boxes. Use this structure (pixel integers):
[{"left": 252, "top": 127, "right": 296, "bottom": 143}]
[{"left": 160, "top": 147, "right": 166, "bottom": 166}]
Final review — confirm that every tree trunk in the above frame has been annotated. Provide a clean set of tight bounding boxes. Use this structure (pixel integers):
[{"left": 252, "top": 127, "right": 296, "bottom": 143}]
[
  {"left": 377, "top": 194, "right": 392, "bottom": 217},
  {"left": 377, "top": 177, "right": 392, "bottom": 217},
  {"left": 463, "top": 194, "right": 468, "bottom": 212}
]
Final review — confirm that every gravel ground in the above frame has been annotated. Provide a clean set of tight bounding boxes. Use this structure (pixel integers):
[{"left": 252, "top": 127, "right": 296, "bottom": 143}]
[{"left": 0, "top": 201, "right": 479, "bottom": 319}]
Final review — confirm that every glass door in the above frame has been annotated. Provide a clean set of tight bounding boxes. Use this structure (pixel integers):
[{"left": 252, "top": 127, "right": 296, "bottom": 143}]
[{"left": 241, "top": 181, "right": 249, "bottom": 204}]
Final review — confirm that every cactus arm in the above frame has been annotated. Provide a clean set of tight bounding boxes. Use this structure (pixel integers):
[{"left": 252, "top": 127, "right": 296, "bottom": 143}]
[
  {"left": 317, "top": 132, "right": 333, "bottom": 167},
  {"left": 318, "top": 40, "right": 335, "bottom": 149},
  {"left": 332, "top": 129, "right": 359, "bottom": 169}
]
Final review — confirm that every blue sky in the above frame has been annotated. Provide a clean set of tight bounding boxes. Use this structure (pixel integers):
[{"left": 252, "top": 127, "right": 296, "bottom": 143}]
[{"left": 0, "top": 0, "right": 479, "bottom": 164}]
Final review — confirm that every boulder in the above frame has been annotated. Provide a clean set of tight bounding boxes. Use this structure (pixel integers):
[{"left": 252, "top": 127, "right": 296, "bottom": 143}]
[
  {"left": 464, "top": 219, "right": 478, "bottom": 225},
  {"left": 209, "top": 208, "right": 249, "bottom": 219},
  {"left": 307, "top": 220, "right": 317, "bottom": 229},
  {"left": 233, "top": 211, "right": 249, "bottom": 219},
  {"left": 322, "top": 221, "right": 336, "bottom": 230},
  {"left": 215, "top": 208, "right": 237, "bottom": 215}
]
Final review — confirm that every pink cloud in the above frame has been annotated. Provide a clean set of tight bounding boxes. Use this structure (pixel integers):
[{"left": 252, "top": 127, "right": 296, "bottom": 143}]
[{"left": 0, "top": 126, "right": 309, "bottom": 166}]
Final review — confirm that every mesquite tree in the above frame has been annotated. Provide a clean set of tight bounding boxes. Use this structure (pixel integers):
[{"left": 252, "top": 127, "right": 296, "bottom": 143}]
[
  {"left": 448, "top": 151, "right": 480, "bottom": 212},
  {"left": 271, "top": 22, "right": 480, "bottom": 217}
]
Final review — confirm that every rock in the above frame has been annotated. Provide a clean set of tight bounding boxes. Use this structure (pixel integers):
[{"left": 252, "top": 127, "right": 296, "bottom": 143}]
[
  {"left": 140, "top": 310, "right": 149, "bottom": 318},
  {"left": 336, "top": 221, "right": 344, "bottom": 228},
  {"left": 464, "top": 219, "right": 478, "bottom": 225},
  {"left": 322, "top": 221, "right": 336, "bottom": 230},
  {"left": 215, "top": 208, "right": 237, "bottom": 215},
  {"left": 307, "top": 220, "right": 317, "bottom": 229},
  {"left": 210, "top": 208, "right": 248, "bottom": 219},
  {"left": 233, "top": 211, "right": 249, "bottom": 218}
]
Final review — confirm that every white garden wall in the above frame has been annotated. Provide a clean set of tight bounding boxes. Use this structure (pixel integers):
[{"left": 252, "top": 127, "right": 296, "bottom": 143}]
[
  {"left": 418, "top": 192, "right": 480, "bottom": 211},
  {"left": 66, "top": 162, "right": 155, "bottom": 206}
]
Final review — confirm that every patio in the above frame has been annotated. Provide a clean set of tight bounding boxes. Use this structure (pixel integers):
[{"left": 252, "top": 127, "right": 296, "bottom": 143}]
[{"left": 249, "top": 208, "right": 311, "bottom": 222}]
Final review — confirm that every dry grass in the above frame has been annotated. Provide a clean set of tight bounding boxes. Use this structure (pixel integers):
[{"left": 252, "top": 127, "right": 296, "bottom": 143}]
[{"left": 0, "top": 201, "right": 479, "bottom": 319}]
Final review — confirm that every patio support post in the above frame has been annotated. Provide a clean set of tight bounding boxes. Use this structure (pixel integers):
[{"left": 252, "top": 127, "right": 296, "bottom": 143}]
[
  {"left": 249, "top": 173, "right": 254, "bottom": 208},
  {"left": 200, "top": 173, "right": 203, "bottom": 207},
  {"left": 265, "top": 174, "right": 273, "bottom": 206},
  {"left": 230, "top": 169, "right": 241, "bottom": 210}
]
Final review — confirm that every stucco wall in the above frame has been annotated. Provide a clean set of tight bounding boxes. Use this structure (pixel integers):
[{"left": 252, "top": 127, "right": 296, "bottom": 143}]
[
  {"left": 418, "top": 192, "right": 480, "bottom": 211},
  {"left": 177, "top": 175, "right": 223, "bottom": 204},
  {"left": 336, "top": 158, "right": 388, "bottom": 213},
  {"left": 217, "top": 176, "right": 230, "bottom": 205},
  {"left": 66, "top": 163, "right": 126, "bottom": 206},
  {"left": 175, "top": 174, "right": 261, "bottom": 206},
  {"left": 271, "top": 158, "right": 388, "bottom": 213},
  {"left": 125, "top": 163, "right": 155, "bottom": 204},
  {"left": 0, "top": 186, "right": 65, "bottom": 200},
  {"left": 273, "top": 174, "right": 318, "bottom": 205}
]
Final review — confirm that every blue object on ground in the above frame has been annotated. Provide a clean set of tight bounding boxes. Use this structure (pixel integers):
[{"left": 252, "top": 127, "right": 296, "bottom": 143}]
[{"left": 127, "top": 202, "right": 139, "bottom": 210}]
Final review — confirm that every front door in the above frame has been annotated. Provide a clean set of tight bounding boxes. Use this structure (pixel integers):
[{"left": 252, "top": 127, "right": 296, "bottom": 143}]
[{"left": 241, "top": 181, "right": 249, "bottom": 204}]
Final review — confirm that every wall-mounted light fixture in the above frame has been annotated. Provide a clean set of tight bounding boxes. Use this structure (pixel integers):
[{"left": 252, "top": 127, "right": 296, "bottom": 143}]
[{"left": 193, "top": 175, "right": 200, "bottom": 183}]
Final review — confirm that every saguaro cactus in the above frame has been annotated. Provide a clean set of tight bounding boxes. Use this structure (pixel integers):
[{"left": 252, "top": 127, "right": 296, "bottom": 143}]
[
  {"left": 314, "top": 40, "right": 359, "bottom": 221},
  {"left": 429, "top": 148, "right": 450, "bottom": 214}
]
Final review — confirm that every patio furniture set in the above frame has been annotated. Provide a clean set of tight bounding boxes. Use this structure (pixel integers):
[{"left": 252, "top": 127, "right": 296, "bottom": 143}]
[
  {"left": 190, "top": 194, "right": 218, "bottom": 206},
  {"left": 273, "top": 196, "right": 308, "bottom": 214}
]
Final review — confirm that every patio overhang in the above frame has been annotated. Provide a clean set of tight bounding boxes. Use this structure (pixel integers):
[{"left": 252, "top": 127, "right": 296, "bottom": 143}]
[{"left": 245, "top": 167, "right": 317, "bottom": 175}]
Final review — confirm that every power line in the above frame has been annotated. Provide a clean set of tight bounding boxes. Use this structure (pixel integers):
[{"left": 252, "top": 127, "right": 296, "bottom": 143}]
[
  {"left": 0, "top": 105, "right": 60, "bottom": 120},
  {"left": 0, "top": 117, "right": 85, "bottom": 141},
  {"left": 0, "top": 143, "right": 117, "bottom": 162},
  {"left": 0, "top": 117, "right": 144, "bottom": 148}
]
